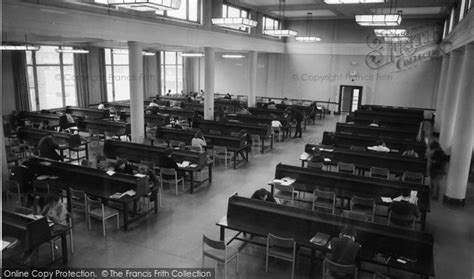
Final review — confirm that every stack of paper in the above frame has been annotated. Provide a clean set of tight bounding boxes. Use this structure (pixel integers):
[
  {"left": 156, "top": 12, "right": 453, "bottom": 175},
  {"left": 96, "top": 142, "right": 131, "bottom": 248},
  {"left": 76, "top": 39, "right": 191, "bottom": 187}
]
[
  {"left": 273, "top": 177, "right": 296, "bottom": 186},
  {"left": 36, "top": 175, "right": 50, "bottom": 181},
  {"left": 410, "top": 190, "right": 418, "bottom": 204},
  {"left": 381, "top": 197, "right": 393, "bottom": 203},
  {"left": 106, "top": 170, "right": 116, "bottom": 176},
  {"left": 324, "top": 158, "right": 332, "bottom": 162},
  {"left": 110, "top": 190, "right": 136, "bottom": 199},
  {"left": 300, "top": 152, "right": 310, "bottom": 160},
  {"left": 178, "top": 161, "right": 190, "bottom": 168},
  {"left": 310, "top": 232, "right": 331, "bottom": 246}
]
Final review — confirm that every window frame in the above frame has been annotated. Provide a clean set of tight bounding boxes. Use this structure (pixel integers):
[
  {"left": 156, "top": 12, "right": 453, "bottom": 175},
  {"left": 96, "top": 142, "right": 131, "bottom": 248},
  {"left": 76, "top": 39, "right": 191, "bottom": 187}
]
[
  {"left": 105, "top": 48, "right": 131, "bottom": 102},
  {"left": 26, "top": 46, "right": 77, "bottom": 110},
  {"left": 222, "top": 2, "right": 252, "bottom": 33},
  {"left": 161, "top": 51, "right": 184, "bottom": 95}
]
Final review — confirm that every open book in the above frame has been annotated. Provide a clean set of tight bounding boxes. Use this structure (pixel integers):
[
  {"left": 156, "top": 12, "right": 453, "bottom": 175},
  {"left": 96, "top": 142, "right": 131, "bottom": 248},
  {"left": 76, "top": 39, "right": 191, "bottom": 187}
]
[
  {"left": 177, "top": 161, "right": 190, "bottom": 168},
  {"left": 299, "top": 152, "right": 310, "bottom": 160},
  {"left": 310, "top": 232, "right": 331, "bottom": 246},
  {"left": 273, "top": 177, "right": 295, "bottom": 186},
  {"left": 109, "top": 190, "right": 136, "bottom": 199}
]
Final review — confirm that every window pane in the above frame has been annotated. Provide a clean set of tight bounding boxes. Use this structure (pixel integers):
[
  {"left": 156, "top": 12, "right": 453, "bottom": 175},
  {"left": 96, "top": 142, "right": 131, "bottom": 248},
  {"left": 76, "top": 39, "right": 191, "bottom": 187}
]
[
  {"left": 105, "top": 49, "right": 112, "bottom": 65},
  {"left": 64, "top": 85, "right": 77, "bottom": 106},
  {"left": 228, "top": 6, "right": 240, "bottom": 17},
  {"left": 241, "top": 10, "right": 248, "bottom": 18},
  {"left": 35, "top": 46, "right": 60, "bottom": 65},
  {"left": 113, "top": 51, "right": 129, "bottom": 65},
  {"left": 165, "top": 52, "right": 176, "bottom": 64},
  {"left": 222, "top": 4, "right": 227, "bottom": 17},
  {"left": 189, "top": 0, "right": 198, "bottom": 21},
  {"left": 113, "top": 66, "right": 130, "bottom": 101},
  {"left": 107, "top": 83, "right": 114, "bottom": 102},
  {"left": 27, "top": 66, "right": 35, "bottom": 88},
  {"left": 160, "top": 52, "right": 164, "bottom": 65},
  {"left": 177, "top": 52, "right": 183, "bottom": 65},
  {"left": 36, "top": 66, "right": 63, "bottom": 109},
  {"left": 155, "top": 10, "right": 164, "bottom": 16},
  {"left": 161, "top": 67, "right": 165, "bottom": 93},
  {"left": 165, "top": 65, "right": 177, "bottom": 93},
  {"left": 26, "top": 51, "right": 33, "bottom": 65},
  {"left": 176, "top": 65, "right": 183, "bottom": 94},
  {"left": 29, "top": 88, "right": 37, "bottom": 111},
  {"left": 167, "top": 1, "right": 187, "bottom": 19}
]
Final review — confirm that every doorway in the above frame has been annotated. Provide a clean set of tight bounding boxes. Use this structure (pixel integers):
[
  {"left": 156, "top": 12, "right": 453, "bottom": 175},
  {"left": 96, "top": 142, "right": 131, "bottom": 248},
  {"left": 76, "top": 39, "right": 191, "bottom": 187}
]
[{"left": 338, "top": 85, "right": 363, "bottom": 113}]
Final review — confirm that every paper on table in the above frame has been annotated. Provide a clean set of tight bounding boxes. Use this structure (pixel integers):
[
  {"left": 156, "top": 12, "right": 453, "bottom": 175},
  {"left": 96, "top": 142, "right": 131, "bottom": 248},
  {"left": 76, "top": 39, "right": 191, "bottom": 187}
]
[
  {"left": 1, "top": 240, "right": 11, "bottom": 251},
  {"left": 320, "top": 148, "right": 333, "bottom": 152},
  {"left": 273, "top": 177, "right": 295, "bottom": 186},
  {"left": 300, "top": 152, "right": 310, "bottom": 160},
  {"left": 134, "top": 173, "right": 146, "bottom": 178},
  {"left": 324, "top": 158, "right": 331, "bottom": 162},
  {"left": 36, "top": 175, "right": 50, "bottom": 181},
  {"left": 178, "top": 161, "right": 190, "bottom": 168},
  {"left": 106, "top": 170, "right": 116, "bottom": 176},
  {"left": 381, "top": 197, "right": 393, "bottom": 203},
  {"left": 190, "top": 164, "right": 198, "bottom": 168}
]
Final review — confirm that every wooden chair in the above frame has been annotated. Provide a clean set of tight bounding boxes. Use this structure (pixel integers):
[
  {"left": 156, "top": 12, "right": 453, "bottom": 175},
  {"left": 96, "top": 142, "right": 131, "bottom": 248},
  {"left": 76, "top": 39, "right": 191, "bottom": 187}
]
[
  {"left": 68, "top": 134, "right": 87, "bottom": 163},
  {"left": 307, "top": 160, "right": 323, "bottom": 170},
  {"left": 213, "top": 146, "right": 232, "bottom": 169},
  {"left": 313, "top": 188, "right": 336, "bottom": 214},
  {"left": 337, "top": 162, "right": 356, "bottom": 175},
  {"left": 402, "top": 171, "right": 424, "bottom": 184},
  {"left": 251, "top": 135, "right": 261, "bottom": 155},
  {"left": 350, "top": 195, "right": 376, "bottom": 221},
  {"left": 86, "top": 195, "right": 120, "bottom": 236},
  {"left": 202, "top": 234, "right": 244, "bottom": 279},
  {"left": 50, "top": 213, "right": 74, "bottom": 261},
  {"left": 69, "top": 187, "right": 86, "bottom": 218},
  {"left": 272, "top": 127, "right": 283, "bottom": 142},
  {"left": 341, "top": 210, "right": 369, "bottom": 221},
  {"left": 266, "top": 233, "right": 297, "bottom": 279},
  {"left": 322, "top": 257, "right": 358, "bottom": 279},
  {"left": 388, "top": 210, "right": 416, "bottom": 230},
  {"left": 4, "top": 180, "right": 22, "bottom": 206},
  {"left": 274, "top": 183, "right": 296, "bottom": 205},
  {"left": 160, "top": 168, "right": 185, "bottom": 196},
  {"left": 370, "top": 167, "right": 390, "bottom": 180}
]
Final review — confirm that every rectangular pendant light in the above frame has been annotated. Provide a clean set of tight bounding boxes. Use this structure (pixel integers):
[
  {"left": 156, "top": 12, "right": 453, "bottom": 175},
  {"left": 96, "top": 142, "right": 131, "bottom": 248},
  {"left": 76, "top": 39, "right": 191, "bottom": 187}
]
[
  {"left": 384, "top": 37, "right": 410, "bottom": 43},
  {"left": 222, "top": 54, "right": 245, "bottom": 59},
  {"left": 142, "top": 51, "right": 155, "bottom": 56},
  {"left": 212, "top": 18, "right": 258, "bottom": 29},
  {"left": 324, "top": 0, "right": 385, "bottom": 3},
  {"left": 295, "top": 36, "right": 322, "bottom": 42},
  {"left": 355, "top": 14, "right": 402, "bottom": 26},
  {"left": 180, "top": 53, "right": 205, "bottom": 57},
  {"left": 374, "top": 28, "right": 407, "bottom": 37},
  {"left": 56, "top": 48, "right": 90, "bottom": 54},
  {"left": 107, "top": 0, "right": 181, "bottom": 11},
  {"left": 0, "top": 45, "right": 40, "bottom": 51},
  {"left": 263, "top": 29, "right": 297, "bottom": 37}
]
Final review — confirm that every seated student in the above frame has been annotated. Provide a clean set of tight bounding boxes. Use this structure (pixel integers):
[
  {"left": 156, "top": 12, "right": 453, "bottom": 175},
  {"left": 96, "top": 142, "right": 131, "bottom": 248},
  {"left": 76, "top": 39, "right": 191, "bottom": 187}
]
[
  {"left": 191, "top": 130, "right": 207, "bottom": 150},
  {"left": 38, "top": 120, "right": 52, "bottom": 130},
  {"left": 271, "top": 118, "right": 282, "bottom": 128},
  {"left": 328, "top": 225, "right": 361, "bottom": 274},
  {"left": 251, "top": 188, "right": 276, "bottom": 203},
  {"left": 281, "top": 97, "right": 289, "bottom": 105},
  {"left": 402, "top": 146, "right": 419, "bottom": 158},
  {"left": 159, "top": 149, "right": 184, "bottom": 180},
  {"left": 308, "top": 148, "right": 324, "bottom": 169},
  {"left": 390, "top": 188, "right": 419, "bottom": 227},
  {"left": 369, "top": 120, "right": 379, "bottom": 127},
  {"left": 368, "top": 138, "right": 390, "bottom": 152},
  {"left": 41, "top": 194, "right": 68, "bottom": 225},
  {"left": 38, "top": 134, "right": 62, "bottom": 161},
  {"left": 224, "top": 93, "right": 232, "bottom": 100},
  {"left": 138, "top": 165, "right": 157, "bottom": 186},
  {"left": 166, "top": 89, "right": 172, "bottom": 96},
  {"left": 98, "top": 103, "right": 105, "bottom": 110},
  {"left": 114, "top": 159, "right": 134, "bottom": 175},
  {"left": 148, "top": 99, "right": 159, "bottom": 108},
  {"left": 237, "top": 105, "right": 252, "bottom": 115},
  {"left": 267, "top": 102, "right": 277, "bottom": 110}
]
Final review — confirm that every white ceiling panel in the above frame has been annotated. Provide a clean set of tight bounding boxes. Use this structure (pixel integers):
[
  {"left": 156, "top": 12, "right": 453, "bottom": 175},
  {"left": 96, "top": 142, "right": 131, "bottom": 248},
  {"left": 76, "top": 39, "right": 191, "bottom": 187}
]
[
  {"left": 240, "top": 0, "right": 317, "bottom": 5},
  {"left": 268, "top": 9, "right": 337, "bottom": 17},
  {"left": 369, "top": 7, "right": 445, "bottom": 15}
]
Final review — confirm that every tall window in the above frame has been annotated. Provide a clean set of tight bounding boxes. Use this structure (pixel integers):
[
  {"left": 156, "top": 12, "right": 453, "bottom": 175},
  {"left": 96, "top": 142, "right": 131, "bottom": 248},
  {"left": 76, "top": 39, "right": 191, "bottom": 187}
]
[
  {"left": 460, "top": 0, "right": 467, "bottom": 21},
  {"left": 161, "top": 52, "right": 183, "bottom": 95},
  {"left": 263, "top": 16, "right": 280, "bottom": 32},
  {"left": 26, "top": 46, "right": 77, "bottom": 110},
  {"left": 222, "top": 3, "right": 250, "bottom": 32},
  {"left": 105, "top": 49, "right": 130, "bottom": 102},
  {"left": 448, "top": 7, "right": 455, "bottom": 33}
]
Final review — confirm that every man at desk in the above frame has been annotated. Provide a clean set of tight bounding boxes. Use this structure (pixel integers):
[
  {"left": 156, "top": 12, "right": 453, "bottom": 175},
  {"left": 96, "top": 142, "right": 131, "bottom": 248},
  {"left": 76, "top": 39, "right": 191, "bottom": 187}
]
[
  {"left": 38, "top": 134, "right": 62, "bottom": 161},
  {"left": 41, "top": 194, "right": 68, "bottom": 225},
  {"left": 251, "top": 188, "right": 276, "bottom": 203},
  {"left": 327, "top": 225, "right": 361, "bottom": 277},
  {"left": 114, "top": 159, "right": 134, "bottom": 175},
  {"left": 389, "top": 188, "right": 419, "bottom": 227},
  {"left": 159, "top": 149, "right": 184, "bottom": 180}
]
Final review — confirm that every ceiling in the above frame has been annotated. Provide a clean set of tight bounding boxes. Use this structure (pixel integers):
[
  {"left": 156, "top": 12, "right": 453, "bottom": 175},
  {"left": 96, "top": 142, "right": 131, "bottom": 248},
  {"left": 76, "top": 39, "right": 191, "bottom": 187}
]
[{"left": 238, "top": 0, "right": 457, "bottom": 20}]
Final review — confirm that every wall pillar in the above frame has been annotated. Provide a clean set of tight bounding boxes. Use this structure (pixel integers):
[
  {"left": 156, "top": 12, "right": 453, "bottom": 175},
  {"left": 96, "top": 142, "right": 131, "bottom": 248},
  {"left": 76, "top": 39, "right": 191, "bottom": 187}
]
[
  {"left": 439, "top": 49, "right": 464, "bottom": 153},
  {"left": 204, "top": 47, "right": 215, "bottom": 120},
  {"left": 434, "top": 54, "right": 450, "bottom": 132},
  {"left": 444, "top": 44, "right": 474, "bottom": 205},
  {"left": 248, "top": 51, "right": 257, "bottom": 107},
  {"left": 1, "top": 120, "right": 8, "bottom": 182},
  {"left": 128, "top": 41, "right": 145, "bottom": 143}
]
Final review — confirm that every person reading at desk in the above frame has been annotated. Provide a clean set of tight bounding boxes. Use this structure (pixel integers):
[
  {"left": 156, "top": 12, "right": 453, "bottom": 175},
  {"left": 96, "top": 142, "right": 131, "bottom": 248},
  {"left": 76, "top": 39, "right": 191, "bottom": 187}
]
[
  {"left": 327, "top": 225, "right": 361, "bottom": 278},
  {"left": 41, "top": 194, "right": 67, "bottom": 225},
  {"left": 39, "top": 120, "right": 52, "bottom": 130},
  {"left": 251, "top": 188, "right": 276, "bottom": 203},
  {"left": 148, "top": 99, "right": 159, "bottom": 108},
  {"left": 114, "top": 159, "right": 134, "bottom": 175},
  {"left": 267, "top": 102, "right": 277, "bottom": 110},
  {"left": 428, "top": 141, "right": 448, "bottom": 200},
  {"left": 389, "top": 188, "right": 419, "bottom": 227},
  {"left": 38, "top": 133, "right": 62, "bottom": 161},
  {"left": 159, "top": 149, "right": 184, "bottom": 180},
  {"left": 237, "top": 105, "right": 252, "bottom": 115},
  {"left": 191, "top": 130, "right": 207, "bottom": 150}
]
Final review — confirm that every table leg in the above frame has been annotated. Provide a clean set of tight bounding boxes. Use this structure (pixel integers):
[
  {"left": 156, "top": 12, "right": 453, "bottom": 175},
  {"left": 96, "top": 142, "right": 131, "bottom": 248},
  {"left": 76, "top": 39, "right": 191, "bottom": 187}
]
[
  {"left": 421, "top": 213, "right": 426, "bottom": 231},
  {"left": 301, "top": 160, "right": 305, "bottom": 168},
  {"left": 61, "top": 233, "right": 68, "bottom": 264},
  {"left": 220, "top": 226, "right": 225, "bottom": 241},
  {"left": 270, "top": 183, "right": 275, "bottom": 195},
  {"left": 270, "top": 135, "right": 274, "bottom": 150},
  {"left": 233, "top": 151, "right": 237, "bottom": 169},
  {"left": 190, "top": 172, "right": 195, "bottom": 194},
  {"left": 123, "top": 202, "right": 128, "bottom": 231},
  {"left": 261, "top": 137, "right": 264, "bottom": 154},
  {"left": 310, "top": 248, "right": 316, "bottom": 277},
  {"left": 66, "top": 189, "right": 72, "bottom": 216},
  {"left": 208, "top": 164, "right": 213, "bottom": 184},
  {"left": 85, "top": 143, "right": 89, "bottom": 160},
  {"left": 154, "top": 189, "right": 158, "bottom": 214}
]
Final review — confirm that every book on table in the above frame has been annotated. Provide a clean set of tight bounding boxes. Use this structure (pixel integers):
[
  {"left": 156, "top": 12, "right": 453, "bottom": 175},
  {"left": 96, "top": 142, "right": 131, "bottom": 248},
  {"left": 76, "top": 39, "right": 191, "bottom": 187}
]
[
  {"left": 310, "top": 232, "right": 331, "bottom": 246},
  {"left": 273, "top": 177, "right": 295, "bottom": 186}
]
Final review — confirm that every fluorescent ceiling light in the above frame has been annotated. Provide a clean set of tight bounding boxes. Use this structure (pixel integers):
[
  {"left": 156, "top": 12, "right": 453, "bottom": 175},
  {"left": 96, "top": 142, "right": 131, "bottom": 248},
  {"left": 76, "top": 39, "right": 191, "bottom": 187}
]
[
  {"left": 113, "top": 49, "right": 128, "bottom": 54},
  {"left": 56, "top": 48, "right": 90, "bottom": 54},
  {"left": 212, "top": 18, "right": 258, "bottom": 29},
  {"left": 263, "top": 29, "right": 298, "bottom": 37},
  {"left": 355, "top": 14, "right": 402, "bottom": 26},
  {"left": 384, "top": 37, "right": 410, "bottom": 43},
  {"left": 0, "top": 45, "right": 40, "bottom": 51},
  {"left": 374, "top": 28, "right": 407, "bottom": 37},
  {"left": 107, "top": 0, "right": 181, "bottom": 11},
  {"left": 180, "top": 53, "right": 205, "bottom": 57},
  {"left": 325, "top": 0, "right": 385, "bottom": 4},
  {"left": 222, "top": 54, "right": 245, "bottom": 59},
  {"left": 142, "top": 51, "right": 155, "bottom": 56},
  {"left": 295, "top": 36, "right": 322, "bottom": 42}
]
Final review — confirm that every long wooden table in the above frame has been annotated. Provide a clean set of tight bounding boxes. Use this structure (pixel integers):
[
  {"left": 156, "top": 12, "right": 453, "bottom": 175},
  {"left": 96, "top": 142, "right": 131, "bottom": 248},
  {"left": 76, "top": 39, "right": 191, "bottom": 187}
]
[
  {"left": 156, "top": 127, "right": 249, "bottom": 169},
  {"left": 303, "top": 144, "right": 427, "bottom": 177},
  {"left": 322, "top": 131, "right": 427, "bottom": 156},
  {"left": 194, "top": 119, "right": 272, "bottom": 154},
  {"left": 226, "top": 114, "right": 274, "bottom": 126},
  {"left": 77, "top": 119, "right": 131, "bottom": 137},
  {"left": 360, "top": 105, "right": 427, "bottom": 118},
  {"left": 272, "top": 163, "right": 430, "bottom": 230},
  {"left": 65, "top": 106, "right": 109, "bottom": 119},
  {"left": 217, "top": 195, "right": 434, "bottom": 278},
  {"left": 353, "top": 110, "right": 422, "bottom": 130},
  {"left": 103, "top": 140, "right": 212, "bottom": 194},
  {"left": 336, "top": 123, "right": 419, "bottom": 140},
  {"left": 19, "top": 112, "right": 64, "bottom": 127},
  {"left": 119, "top": 111, "right": 171, "bottom": 127},
  {"left": 17, "top": 127, "right": 89, "bottom": 162},
  {"left": 26, "top": 157, "right": 156, "bottom": 231}
]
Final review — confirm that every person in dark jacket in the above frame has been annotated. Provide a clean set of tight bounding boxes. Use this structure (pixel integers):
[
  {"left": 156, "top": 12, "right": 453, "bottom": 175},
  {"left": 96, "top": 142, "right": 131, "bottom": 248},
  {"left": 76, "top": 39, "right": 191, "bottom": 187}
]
[
  {"left": 251, "top": 188, "right": 276, "bottom": 203},
  {"left": 290, "top": 108, "right": 303, "bottom": 138},
  {"left": 38, "top": 134, "right": 62, "bottom": 161},
  {"left": 327, "top": 225, "right": 361, "bottom": 278},
  {"left": 428, "top": 141, "right": 448, "bottom": 200},
  {"left": 389, "top": 188, "right": 419, "bottom": 227},
  {"left": 159, "top": 149, "right": 183, "bottom": 180},
  {"left": 114, "top": 159, "right": 134, "bottom": 175}
]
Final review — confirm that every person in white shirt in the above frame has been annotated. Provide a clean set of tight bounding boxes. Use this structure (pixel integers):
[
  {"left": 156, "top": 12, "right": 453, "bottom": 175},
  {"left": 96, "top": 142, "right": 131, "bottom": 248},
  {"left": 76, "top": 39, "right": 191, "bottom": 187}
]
[
  {"left": 272, "top": 119, "right": 282, "bottom": 128},
  {"left": 148, "top": 99, "right": 159, "bottom": 108},
  {"left": 98, "top": 103, "right": 105, "bottom": 110},
  {"left": 191, "top": 129, "right": 207, "bottom": 150}
]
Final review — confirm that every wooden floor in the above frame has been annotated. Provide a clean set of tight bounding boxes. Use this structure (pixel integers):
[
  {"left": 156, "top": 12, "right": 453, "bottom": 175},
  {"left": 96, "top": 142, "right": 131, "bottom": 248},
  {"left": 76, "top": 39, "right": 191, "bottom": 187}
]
[{"left": 4, "top": 114, "right": 474, "bottom": 278}]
